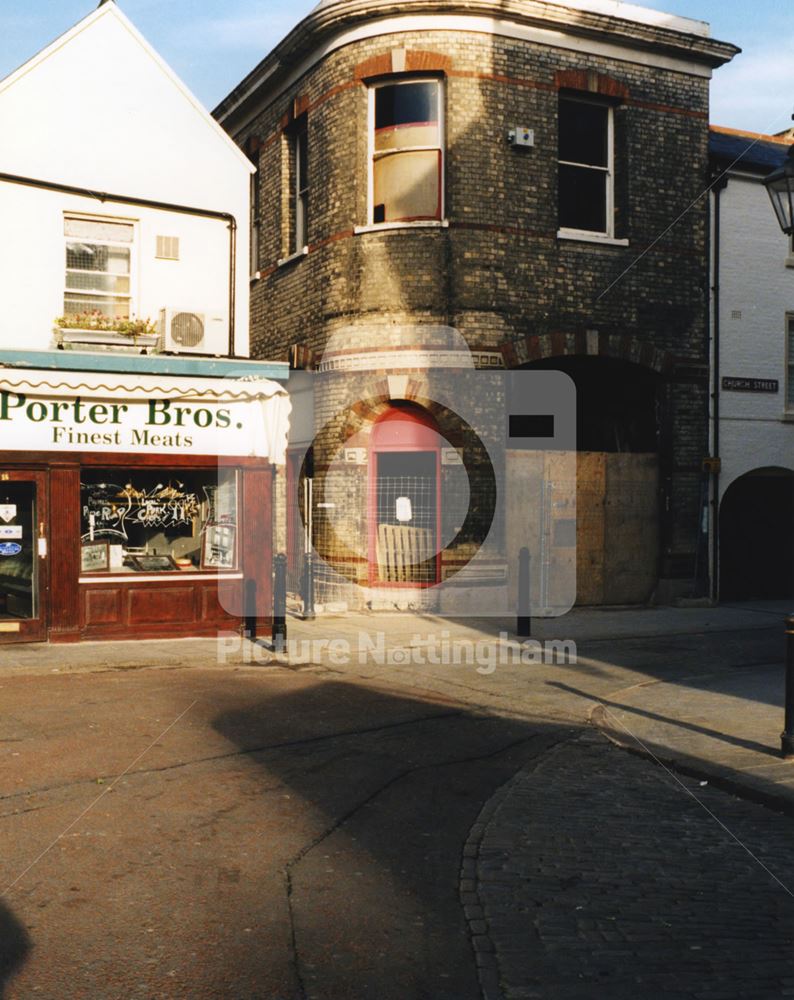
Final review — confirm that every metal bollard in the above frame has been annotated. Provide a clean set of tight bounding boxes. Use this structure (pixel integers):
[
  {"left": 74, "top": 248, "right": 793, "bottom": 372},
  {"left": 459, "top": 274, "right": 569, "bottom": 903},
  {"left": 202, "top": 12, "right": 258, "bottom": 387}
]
[
  {"left": 517, "top": 546, "right": 531, "bottom": 638},
  {"left": 782, "top": 614, "right": 794, "bottom": 759},
  {"left": 301, "top": 551, "right": 316, "bottom": 621},
  {"left": 273, "top": 553, "right": 287, "bottom": 654}
]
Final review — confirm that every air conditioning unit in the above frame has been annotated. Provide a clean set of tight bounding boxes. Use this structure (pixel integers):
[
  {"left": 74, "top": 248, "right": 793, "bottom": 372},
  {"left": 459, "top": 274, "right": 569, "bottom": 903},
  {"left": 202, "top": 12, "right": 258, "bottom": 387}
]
[{"left": 158, "top": 308, "right": 227, "bottom": 356}]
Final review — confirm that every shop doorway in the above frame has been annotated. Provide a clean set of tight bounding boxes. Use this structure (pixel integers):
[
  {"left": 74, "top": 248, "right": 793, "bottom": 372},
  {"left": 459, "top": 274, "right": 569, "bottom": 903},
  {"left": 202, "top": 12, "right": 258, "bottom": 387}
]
[
  {"left": 720, "top": 468, "right": 794, "bottom": 601},
  {"left": 369, "top": 406, "right": 441, "bottom": 586},
  {"left": 0, "top": 471, "right": 48, "bottom": 643}
]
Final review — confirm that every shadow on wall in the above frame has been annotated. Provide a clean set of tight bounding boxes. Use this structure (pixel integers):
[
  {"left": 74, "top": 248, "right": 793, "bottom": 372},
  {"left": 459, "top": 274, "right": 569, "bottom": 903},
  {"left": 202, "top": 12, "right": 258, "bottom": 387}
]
[{"left": 0, "top": 898, "right": 30, "bottom": 997}]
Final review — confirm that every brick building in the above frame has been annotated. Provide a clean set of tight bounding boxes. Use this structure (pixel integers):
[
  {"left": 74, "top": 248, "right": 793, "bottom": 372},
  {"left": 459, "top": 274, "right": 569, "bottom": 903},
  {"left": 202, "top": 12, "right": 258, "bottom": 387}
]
[{"left": 214, "top": 0, "right": 738, "bottom": 611}]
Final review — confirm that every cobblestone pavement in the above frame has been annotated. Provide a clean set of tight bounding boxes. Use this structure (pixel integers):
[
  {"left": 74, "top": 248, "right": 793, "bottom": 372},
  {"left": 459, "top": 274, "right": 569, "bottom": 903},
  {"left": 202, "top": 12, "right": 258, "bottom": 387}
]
[{"left": 473, "top": 732, "right": 794, "bottom": 1000}]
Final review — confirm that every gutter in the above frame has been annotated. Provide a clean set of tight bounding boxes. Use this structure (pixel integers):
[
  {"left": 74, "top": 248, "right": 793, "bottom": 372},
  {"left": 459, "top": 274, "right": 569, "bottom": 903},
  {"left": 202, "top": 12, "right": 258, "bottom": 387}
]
[
  {"left": 710, "top": 168, "right": 729, "bottom": 602},
  {"left": 0, "top": 172, "right": 239, "bottom": 359}
]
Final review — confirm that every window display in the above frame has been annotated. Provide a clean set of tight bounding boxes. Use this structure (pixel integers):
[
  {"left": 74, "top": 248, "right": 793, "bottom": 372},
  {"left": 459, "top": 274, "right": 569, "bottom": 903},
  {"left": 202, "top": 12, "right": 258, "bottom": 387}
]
[{"left": 80, "top": 468, "right": 238, "bottom": 573}]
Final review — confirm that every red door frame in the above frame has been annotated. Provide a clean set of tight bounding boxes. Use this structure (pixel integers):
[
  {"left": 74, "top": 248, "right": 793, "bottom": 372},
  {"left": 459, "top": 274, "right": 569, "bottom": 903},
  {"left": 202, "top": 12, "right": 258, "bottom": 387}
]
[
  {"left": 367, "top": 406, "right": 442, "bottom": 587},
  {"left": 0, "top": 469, "right": 49, "bottom": 643}
]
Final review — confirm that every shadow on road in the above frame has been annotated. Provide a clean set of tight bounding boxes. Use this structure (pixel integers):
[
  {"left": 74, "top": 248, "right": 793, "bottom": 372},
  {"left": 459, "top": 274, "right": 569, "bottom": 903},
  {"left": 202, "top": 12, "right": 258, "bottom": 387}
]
[
  {"left": 0, "top": 898, "right": 30, "bottom": 997},
  {"left": 212, "top": 674, "right": 573, "bottom": 1000}
]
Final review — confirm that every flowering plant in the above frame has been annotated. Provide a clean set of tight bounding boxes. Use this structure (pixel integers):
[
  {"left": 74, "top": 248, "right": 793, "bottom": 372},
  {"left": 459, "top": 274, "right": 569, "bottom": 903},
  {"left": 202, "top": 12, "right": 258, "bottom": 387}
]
[{"left": 55, "top": 312, "right": 159, "bottom": 338}]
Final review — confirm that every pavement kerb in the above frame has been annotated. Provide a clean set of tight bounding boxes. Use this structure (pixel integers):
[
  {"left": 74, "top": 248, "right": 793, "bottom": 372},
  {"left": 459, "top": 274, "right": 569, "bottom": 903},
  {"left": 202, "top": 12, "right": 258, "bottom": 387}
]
[
  {"left": 459, "top": 729, "right": 581, "bottom": 1000},
  {"left": 589, "top": 702, "right": 794, "bottom": 819}
]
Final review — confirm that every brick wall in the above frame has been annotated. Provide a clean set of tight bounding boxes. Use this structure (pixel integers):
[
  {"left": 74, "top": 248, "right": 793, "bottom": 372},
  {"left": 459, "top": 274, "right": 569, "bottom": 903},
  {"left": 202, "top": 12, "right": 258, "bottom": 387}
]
[{"left": 233, "top": 24, "right": 715, "bottom": 592}]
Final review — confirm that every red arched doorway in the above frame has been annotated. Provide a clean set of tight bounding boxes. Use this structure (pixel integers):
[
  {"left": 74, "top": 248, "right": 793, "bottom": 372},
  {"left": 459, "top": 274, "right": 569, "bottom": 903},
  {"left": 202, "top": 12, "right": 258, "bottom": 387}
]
[{"left": 368, "top": 404, "right": 442, "bottom": 586}]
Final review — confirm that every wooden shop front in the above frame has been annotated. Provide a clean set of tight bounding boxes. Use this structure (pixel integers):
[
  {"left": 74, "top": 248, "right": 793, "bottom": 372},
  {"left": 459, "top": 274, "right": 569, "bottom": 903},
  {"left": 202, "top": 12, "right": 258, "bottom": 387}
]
[{"left": 0, "top": 364, "right": 289, "bottom": 644}]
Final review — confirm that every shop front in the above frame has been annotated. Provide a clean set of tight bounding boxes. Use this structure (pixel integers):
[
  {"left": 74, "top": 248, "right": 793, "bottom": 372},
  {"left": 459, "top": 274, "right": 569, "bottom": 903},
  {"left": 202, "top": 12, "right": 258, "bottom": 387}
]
[{"left": 0, "top": 365, "right": 289, "bottom": 643}]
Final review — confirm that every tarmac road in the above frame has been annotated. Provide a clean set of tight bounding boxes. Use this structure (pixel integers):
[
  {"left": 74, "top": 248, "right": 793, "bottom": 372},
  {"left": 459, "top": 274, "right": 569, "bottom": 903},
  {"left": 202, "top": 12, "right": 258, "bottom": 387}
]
[{"left": 0, "top": 665, "right": 569, "bottom": 999}]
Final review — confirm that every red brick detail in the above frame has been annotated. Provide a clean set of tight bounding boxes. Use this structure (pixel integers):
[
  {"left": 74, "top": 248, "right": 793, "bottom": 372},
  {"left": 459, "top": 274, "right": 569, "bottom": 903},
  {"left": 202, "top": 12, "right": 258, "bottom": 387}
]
[
  {"left": 405, "top": 51, "right": 452, "bottom": 74},
  {"left": 354, "top": 53, "right": 392, "bottom": 80},
  {"left": 526, "top": 335, "right": 541, "bottom": 361},
  {"left": 293, "top": 93, "right": 311, "bottom": 118},
  {"left": 555, "top": 69, "right": 629, "bottom": 100},
  {"left": 550, "top": 331, "right": 567, "bottom": 357},
  {"left": 500, "top": 331, "right": 673, "bottom": 374}
]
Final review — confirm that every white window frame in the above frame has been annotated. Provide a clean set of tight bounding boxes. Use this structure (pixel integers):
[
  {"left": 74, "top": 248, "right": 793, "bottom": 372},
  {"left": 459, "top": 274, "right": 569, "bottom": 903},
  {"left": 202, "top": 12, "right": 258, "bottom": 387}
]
[
  {"left": 367, "top": 77, "right": 445, "bottom": 227},
  {"left": 293, "top": 117, "right": 309, "bottom": 254},
  {"left": 557, "top": 96, "right": 615, "bottom": 240},
  {"left": 64, "top": 213, "right": 137, "bottom": 320}
]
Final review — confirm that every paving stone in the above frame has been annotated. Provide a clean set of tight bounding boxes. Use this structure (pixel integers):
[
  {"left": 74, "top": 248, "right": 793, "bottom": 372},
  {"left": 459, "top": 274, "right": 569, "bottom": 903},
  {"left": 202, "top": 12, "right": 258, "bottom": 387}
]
[{"left": 475, "top": 732, "right": 794, "bottom": 1000}]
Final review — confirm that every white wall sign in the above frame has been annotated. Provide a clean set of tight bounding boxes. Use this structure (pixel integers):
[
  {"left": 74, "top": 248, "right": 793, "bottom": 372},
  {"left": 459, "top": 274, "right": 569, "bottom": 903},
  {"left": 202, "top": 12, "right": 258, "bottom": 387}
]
[
  {"left": 0, "top": 525, "right": 22, "bottom": 539},
  {"left": 0, "top": 385, "right": 280, "bottom": 459},
  {"left": 0, "top": 505, "right": 16, "bottom": 523}
]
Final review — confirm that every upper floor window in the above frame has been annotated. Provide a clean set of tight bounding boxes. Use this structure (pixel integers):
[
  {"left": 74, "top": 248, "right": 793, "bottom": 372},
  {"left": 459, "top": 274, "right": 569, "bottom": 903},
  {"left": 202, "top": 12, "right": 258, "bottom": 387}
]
[
  {"left": 64, "top": 216, "right": 133, "bottom": 319},
  {"left": 370, "top": 79, "right": 443, "bottom": 224},
  {"left": 558, "top": 97, "right": 614, "bottom": 237},
  {"left": 293, "top": 117, "right": 309, "bottom": 252}
]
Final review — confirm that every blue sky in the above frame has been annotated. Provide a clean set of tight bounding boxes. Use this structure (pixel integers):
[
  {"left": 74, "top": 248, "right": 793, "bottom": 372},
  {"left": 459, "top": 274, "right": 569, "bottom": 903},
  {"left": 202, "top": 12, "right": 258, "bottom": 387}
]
[{"left": 1, "top": 1, "right": 792, "bottom": 132}]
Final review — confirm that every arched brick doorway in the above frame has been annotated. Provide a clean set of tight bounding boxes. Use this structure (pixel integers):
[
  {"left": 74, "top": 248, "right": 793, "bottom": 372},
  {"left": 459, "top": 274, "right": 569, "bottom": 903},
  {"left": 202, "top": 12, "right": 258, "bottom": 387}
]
[
  {"left": 720, "top": 468, "right": 794, "bottom": 601},
  {"left": 368, "top": 403, "right": 442, "bottom": 586}
]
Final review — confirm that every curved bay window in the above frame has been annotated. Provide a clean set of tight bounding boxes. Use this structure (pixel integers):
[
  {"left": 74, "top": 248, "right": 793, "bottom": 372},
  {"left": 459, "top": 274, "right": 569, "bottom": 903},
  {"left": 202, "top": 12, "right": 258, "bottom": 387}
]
[
  {"left": 370, "top": 79, "right": 443, "bottom": 224},
  {"left": 79, "top": 468, "right": 238, "bottom": 574}
]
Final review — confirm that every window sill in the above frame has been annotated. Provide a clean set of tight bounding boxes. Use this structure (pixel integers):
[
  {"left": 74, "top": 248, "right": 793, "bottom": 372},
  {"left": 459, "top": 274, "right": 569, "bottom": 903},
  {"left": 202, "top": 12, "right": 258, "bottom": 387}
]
[
  {"left": 557, "top": 229, "right": 629, "bottom": 247},
  {"left": 786, "top": 257, "right": 794, "bottom": 269},
  {"left": 781, "top": 412, "right": 794, "bottom": 423},
  {"left": 277, "top": 247, "right": 309, "bottom": 268},
  {"left": 250, "top": 271, "right": 261, "bottom": 283},
  {"left": 354, "top": 220, "right": 449, "bottom": 235}
]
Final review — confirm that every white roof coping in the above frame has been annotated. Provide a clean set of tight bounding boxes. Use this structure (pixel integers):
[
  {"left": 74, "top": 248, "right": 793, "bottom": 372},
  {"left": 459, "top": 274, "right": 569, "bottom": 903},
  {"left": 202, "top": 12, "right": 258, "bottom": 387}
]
[{"left": 310, "top": 0, "right": 711, "bottom": 38}]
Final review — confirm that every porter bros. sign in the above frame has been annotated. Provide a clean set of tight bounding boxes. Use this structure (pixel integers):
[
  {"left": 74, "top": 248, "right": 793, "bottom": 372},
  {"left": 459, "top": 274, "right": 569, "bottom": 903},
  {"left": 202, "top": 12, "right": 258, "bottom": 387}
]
[{"left": 0, "top": 389, "right": 257, "bottom": 455}]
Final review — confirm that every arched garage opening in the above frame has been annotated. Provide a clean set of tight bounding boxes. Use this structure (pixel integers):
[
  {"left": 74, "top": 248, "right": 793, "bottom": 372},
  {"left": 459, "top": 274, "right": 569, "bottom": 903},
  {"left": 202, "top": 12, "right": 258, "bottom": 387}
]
[
  {"left": 720, "top": 468, "right": 794, "bottom": 602},
  {"left": 514, "top": 355, "right": 661, "bottom": 605}
]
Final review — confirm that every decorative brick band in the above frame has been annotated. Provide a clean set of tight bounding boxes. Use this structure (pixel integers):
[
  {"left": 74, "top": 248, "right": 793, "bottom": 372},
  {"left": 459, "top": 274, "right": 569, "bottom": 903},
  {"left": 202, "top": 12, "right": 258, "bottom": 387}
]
[
  {"left": 501, "top": 330, "right": 674, "bottom": 374},
  {"left": 354, "top": 48, "right": 452, "bottom": 80},
  {"left": 556, "top": 68, "right": 629, "bottom": 99}
]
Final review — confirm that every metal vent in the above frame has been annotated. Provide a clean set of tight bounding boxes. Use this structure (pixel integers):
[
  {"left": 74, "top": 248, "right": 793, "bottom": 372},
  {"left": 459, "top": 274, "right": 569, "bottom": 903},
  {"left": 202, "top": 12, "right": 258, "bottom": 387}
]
[
  {"left": 156, "top": 235, "right": 180, "bottom": 260},
  {"left": 731, "top": 309, "right": 742, "bottom": 320},
  {"left": 170, "top": 312, "right": 204, "bottom": 347}
]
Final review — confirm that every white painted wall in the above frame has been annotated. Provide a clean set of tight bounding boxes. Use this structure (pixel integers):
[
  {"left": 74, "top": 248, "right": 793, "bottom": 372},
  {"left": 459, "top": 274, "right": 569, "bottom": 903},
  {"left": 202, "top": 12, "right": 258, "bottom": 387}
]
[
  {"left": 0, "top": 3, "right": 253, "bottom": 356},
  {"left": 711, "top": 171, "right": 794, "bottom": 502}
]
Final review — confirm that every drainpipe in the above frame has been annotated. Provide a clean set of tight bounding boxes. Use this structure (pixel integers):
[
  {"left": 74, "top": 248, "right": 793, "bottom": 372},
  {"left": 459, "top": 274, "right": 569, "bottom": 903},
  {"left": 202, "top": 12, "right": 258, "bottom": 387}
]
[
  {"left": 711, "top": 168, "right": 729, "bottom": 602},
  {"left": 0, "top": 171, "right": 238, "bottom": 358}
]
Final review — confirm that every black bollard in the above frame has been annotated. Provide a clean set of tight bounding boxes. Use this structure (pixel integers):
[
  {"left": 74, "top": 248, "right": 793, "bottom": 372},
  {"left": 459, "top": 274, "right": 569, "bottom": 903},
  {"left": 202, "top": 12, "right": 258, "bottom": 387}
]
[
  {"left": 782, "top": 614, "right": 794, "bottom": 759},
  {"left": 517, "top": 546, "right": 531, "bottom": 638},
  {"left": 244, "top": 578, "right": 257, "bottom": 641},
  {"left": 301, "top": 551, "right": 316, "bottom": 621},
  {"left": 273, "top": 553, "right": 287, "bottom": 654}
]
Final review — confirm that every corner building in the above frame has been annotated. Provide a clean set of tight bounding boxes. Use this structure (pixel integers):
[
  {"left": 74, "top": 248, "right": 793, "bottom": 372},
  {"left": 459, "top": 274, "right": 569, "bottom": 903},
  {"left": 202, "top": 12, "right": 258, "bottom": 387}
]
[{"left": 216, "top": 0, "right": 738, "bottom": 610}]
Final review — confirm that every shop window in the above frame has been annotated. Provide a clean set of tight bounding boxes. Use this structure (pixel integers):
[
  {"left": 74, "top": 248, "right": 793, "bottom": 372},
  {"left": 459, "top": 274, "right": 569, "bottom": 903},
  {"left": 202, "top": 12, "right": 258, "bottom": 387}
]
[
  {"left": 79, "top": 469, "right": 238, "bottom": 574},
  {"left": 64, "top": 216, "right": 134, "bottom": 320},
  {"left": 291, "top": 116, "right": 309, "bottom": 253},
  {"left": 370, "top": 79, "right": 443, "bottom": 224},
  {"left": 558, "top": 97, "right": 614, "bottom": 236}
]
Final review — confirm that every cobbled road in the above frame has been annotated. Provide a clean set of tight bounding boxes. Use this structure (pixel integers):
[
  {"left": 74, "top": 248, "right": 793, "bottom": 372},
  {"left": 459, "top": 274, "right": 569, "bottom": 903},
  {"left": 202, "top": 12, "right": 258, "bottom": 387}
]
[{"left": 475, "top": 732, "right": 794, "bottom": 1000}]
